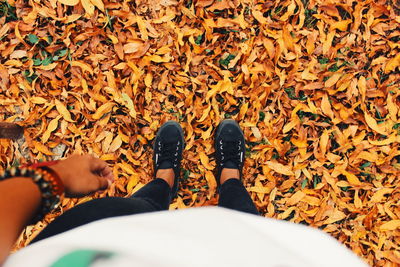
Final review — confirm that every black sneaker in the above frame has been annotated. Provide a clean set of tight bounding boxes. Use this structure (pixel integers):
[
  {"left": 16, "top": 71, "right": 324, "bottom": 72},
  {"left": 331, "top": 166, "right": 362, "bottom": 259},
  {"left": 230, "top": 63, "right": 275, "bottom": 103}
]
[
  {"left": 214, "top": 119, "right": 245, "bottom": 185},
  {"left": 153, "top": 121, "right": 185, "bottom": 197}
]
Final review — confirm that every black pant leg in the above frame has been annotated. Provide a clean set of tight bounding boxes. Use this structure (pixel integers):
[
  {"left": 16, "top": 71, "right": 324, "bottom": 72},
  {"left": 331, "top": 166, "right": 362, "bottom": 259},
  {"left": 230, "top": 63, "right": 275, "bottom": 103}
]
[
  {"left": 218, "top": 178, "right": 259, "bottom": 215},
  {"left": 130, "top": 178, "right": 171, "bottom": 210},
  {"left": 31, "top": 178, "right": 171, "bottom": 243}
]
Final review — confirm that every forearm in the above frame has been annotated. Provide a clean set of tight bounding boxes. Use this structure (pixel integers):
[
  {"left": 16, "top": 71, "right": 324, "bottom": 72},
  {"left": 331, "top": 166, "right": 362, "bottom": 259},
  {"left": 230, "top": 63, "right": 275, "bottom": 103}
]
[{"left": 0, "top": 178, "right": 41, "bottom": 264}]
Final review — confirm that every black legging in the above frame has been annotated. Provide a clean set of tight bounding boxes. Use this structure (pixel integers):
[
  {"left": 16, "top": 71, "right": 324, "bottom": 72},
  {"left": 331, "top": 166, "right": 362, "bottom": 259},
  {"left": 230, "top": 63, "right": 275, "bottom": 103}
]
[{"left": 31, "top": 178, "right": 258, "bottom": 243}]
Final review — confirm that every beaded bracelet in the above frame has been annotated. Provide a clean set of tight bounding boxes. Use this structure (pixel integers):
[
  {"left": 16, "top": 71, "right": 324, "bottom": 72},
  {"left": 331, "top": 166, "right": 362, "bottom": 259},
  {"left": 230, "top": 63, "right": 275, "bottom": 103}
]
[{"left": 0, "top": 166, "right": 64, "bottom": 224}]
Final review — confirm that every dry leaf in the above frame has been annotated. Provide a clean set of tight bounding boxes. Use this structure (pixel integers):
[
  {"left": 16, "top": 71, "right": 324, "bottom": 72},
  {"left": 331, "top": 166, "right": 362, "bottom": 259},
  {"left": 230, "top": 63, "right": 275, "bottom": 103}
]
[
  {"left": 55, "top": 99, "right": 74, "bottom": 122},
  {"left": 380, "top": 220, "right": 400, "bottom": 231}
]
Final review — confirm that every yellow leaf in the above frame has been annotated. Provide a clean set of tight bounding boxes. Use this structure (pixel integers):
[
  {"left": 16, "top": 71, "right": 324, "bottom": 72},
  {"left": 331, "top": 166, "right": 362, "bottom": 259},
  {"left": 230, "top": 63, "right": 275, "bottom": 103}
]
[
  {"left": 370, "top": 188, "right": 393, "bottom": 203},
  {"left": 136, "top": 16, "right": 148, "bottom": 41},
  {"left": 199, "top": 152, "right": 213, "bottom": 170},
  {"left": 123, "top": 40, "right": 144, "bottom": 54},
  {"left": 57, "top": 0, "right": 79, "bottom": 6},
  {"left": 30, "top": 97, "right": 47, "bottom": 104},
  {"left": 321, "top": 94, "right": 334, "bottom": 119},
  {"left": 324, "top": 73, "right": 342, "bottom": 88},
  {"left": 144, "top": 72, "right": 153, "bottom": 87},
  {"left": 119, "top": 161, "right": 135, "bottom": 175},
  {"left": 205, "top": 170, "right": 217, "bottom": 196},
  {"left": 38, "top": 63, "right": 58, "bottom": 71},
  {"left": 108, "top": 135, "right": 122, "bottom": 153},
  {"left": 354, "top": 190, "right": 362, "bottom": 209},
  {"left": 4, "top": 59, "right": 22, "bottom": 67},
  {"left": 70, "top": 61, "right": 94, "bottom": 75},
  {"left": 93, "top": 103, "right": 115, "bottom": 120},
  {"left": 282, "top": 119, "right": 298, "bottom": 134},
  {"left": 357, "top": 151, "right": 378, "bottom": 162},
  {"left": 64, "top": 14, "right": 82, "bottom": 23},
  {"left": 324, "top": 209, "right": 346, "bottom": 224},
  {"left": 206, "top": 77, "right": 233, "bottom": 100},
  {"left": 380, "top": 220, "right": 400, "bottom": 231},
  {"left": 32, "top": 141, "right": 54, "bottom": 155},
  {"left": 55, "top": 99, "right": 74, "bottom": 122},
  {"left": 121, "top": 93, "right": 136, "bottom": 119},
  {"left": 384, "top": 53, "right": 400, "bottom": 74},
  {"left": 126, "top": 174, "right": 139, "bottom": 193},
  {"left": 266, "top": 161, "right": 294, "bottom": 176},
  {"left": 364, "top": 113, "right": 388, "bottom": 135},
  {"left": 42, "top": 116, "right": 61, "bottom": 143},
  {"left": 197, "top": 105, "right": 211, "bottom": 122},
  {"left": 148, "top": 54, "right": 171, "bottom": 63},
  {"left": 341, "top": 170, "right": 361, "bottom": 186},
  {"left": 331, "top": 19, "right": 352, "bottom": 31},
  {"left": 201, "top": 126, "right": 213, "bottom": 140},
  {"left": 81, "top": 0, "right": 95, "bottom": 15},
  {"left": 90, "top": 0, "right": 104, "bottom": 12},
  {"left": 252, "top": 10, "right": 267, "bottom": 24},
  {"left": 368, "top": 133, "right": 397, "bottom": 146},
  {"left": 320, "top": 130, "right": 330, "bottom": 156},
  {"left": 387, "top": 93, "right": 398, "bottom": 121},
  {"left": 107, "top": 34, "right": 118, "bottom": 44},
  {"left": 10, "top": 50, "right": 27, "bottom": 59},
  {"left": 251, "top": 127, "right": 262, "bottom": 139},
  {"left": 286, "top": 191, "right": 306, "bottom": 206}
]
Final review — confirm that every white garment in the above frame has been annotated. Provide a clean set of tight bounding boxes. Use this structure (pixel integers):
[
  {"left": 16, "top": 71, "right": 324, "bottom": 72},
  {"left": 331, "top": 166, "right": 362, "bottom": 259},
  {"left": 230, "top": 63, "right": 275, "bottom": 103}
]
[{"left": 5, "top": 207, "right": 368, "bottom": 267}]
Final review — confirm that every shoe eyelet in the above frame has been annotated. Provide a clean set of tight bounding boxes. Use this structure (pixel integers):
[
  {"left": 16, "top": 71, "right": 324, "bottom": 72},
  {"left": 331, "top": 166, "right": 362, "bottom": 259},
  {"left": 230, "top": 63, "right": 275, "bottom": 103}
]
[
  {"left": 219, "top": 140, "right": 223, "bottom": 144},
  {"left": 220, "top": 145, "right": 223, "bottom": 150}
]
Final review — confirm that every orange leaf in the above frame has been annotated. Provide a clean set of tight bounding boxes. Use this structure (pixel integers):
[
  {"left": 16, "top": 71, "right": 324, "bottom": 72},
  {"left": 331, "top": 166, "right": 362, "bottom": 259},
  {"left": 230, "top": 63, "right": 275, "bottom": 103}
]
[
  {"left": 57, "top": 0, "right": 79, "bottom": 6},
  {"left": 286, "top": 191, "right": 306, "bottom": 206},
  {"left": 364, "top": 113, "right": 388, "bottom": 135},
  {"left": 324, "top": 73, "right": 342, "bottom": 88},
  {"left": 321, "top": 94, "right": 334, "bottom": 119},
  {"left": 380, "top": 220, "right": 400, "bottom": 231},
  {"left": 42, "top": 116, "right": 61, "bottom": 143},
  {"left": 205, "top": 170, "right": 217, "bottom": 197},
  {"left": 55, "top": 99, "right": 74, "bottom": 122},
  {"left": 384, "top": 53, "right": 400, "bottom": 74},
  {"left": 341, "top": 170, "right": 361, "bottom": 186},
  {"left": 93, "top": 103, "right": 115, "bottom": 120},
  {"left": 199, "top": 152, "right": 214, "bottom": 170},
  {"left": 70, "top": 61, "right": 94, "bottom": 75},
  {"left": 32, "top": 141, "right": 54, "bottom": 155},
  {"left": 266, "top": 161, "right": 294, "bottom": 176}
]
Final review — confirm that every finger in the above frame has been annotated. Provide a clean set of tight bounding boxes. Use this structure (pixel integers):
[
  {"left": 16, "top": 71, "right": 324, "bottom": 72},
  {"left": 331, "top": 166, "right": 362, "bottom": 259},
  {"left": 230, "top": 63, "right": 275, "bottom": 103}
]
[
  {"left": 89, "top": 173, "right": 110, "bottom": 192},
  {"left": 101, "top": 167, "right": 114, "bottom": 181},
  {"left": 89, "top": 157, "right": 112, "bottom": 176}
]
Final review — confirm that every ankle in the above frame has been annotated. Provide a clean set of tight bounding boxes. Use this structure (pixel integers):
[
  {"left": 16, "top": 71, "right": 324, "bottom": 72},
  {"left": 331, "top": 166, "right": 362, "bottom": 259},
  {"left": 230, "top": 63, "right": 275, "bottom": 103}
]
[
  {"left": 156, "top": 168, "right": 174, "bottom": 188},
  {"left": 220, "top": 168, "right": 240, "bottom": 185}
]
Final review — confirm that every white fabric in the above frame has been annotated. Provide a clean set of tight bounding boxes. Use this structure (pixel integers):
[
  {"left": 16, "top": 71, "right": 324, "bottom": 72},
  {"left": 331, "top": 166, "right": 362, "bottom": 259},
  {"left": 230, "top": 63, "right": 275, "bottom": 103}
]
[{"left": 5, "top": 207, "right": 368, "bottom": 267}]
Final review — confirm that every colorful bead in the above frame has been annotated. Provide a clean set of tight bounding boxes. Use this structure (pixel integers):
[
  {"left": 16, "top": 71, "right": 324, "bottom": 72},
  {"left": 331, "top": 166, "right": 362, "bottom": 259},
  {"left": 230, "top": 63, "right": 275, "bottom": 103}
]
[{"left": 0, "top": 166, "right": 63, "bottom": 224}]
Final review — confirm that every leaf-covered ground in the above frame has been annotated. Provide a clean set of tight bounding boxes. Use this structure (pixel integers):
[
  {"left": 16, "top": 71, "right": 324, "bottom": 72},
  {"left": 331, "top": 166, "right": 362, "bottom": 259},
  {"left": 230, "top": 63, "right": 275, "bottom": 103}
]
[{"left": 1, "top": 0, "right": 400, "bottom": 265}]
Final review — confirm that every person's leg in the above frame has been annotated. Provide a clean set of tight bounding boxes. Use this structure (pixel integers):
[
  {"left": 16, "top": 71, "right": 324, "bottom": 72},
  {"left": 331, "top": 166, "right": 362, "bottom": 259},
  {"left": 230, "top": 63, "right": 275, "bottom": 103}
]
[
  {"left": 31, "top": 178, "right": 172, "bottom": 243},
  {"left": 214, "top": 120, "right": 259, "bottom": 215},
  {"left": 218, "top": 177, "right": 259, "bottom": 215},
  {"left": 32, "top": 121, "right": 185, "bottom": 243}
]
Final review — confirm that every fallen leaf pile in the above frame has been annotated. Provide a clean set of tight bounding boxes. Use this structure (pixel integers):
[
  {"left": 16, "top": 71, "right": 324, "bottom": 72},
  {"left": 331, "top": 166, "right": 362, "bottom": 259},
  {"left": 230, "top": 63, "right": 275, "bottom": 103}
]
[{"left": 0, "top": 0, "right": 399, "bottom": 265}]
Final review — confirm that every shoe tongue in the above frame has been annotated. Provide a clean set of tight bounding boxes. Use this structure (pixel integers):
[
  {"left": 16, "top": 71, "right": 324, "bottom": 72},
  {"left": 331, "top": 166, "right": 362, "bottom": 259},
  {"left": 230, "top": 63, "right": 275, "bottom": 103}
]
[
  {"left": 159, "top": 160, "right": 173, "bottom": 169},
  {"left": 224, "top": 160, "right": 238, "bottom": 169}
]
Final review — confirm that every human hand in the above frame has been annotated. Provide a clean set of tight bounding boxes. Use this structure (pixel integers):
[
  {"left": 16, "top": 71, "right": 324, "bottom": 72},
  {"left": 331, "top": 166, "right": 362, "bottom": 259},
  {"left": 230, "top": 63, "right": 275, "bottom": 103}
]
[{"left": 49, "top": 155, "right": 114, "bottom": 197}]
